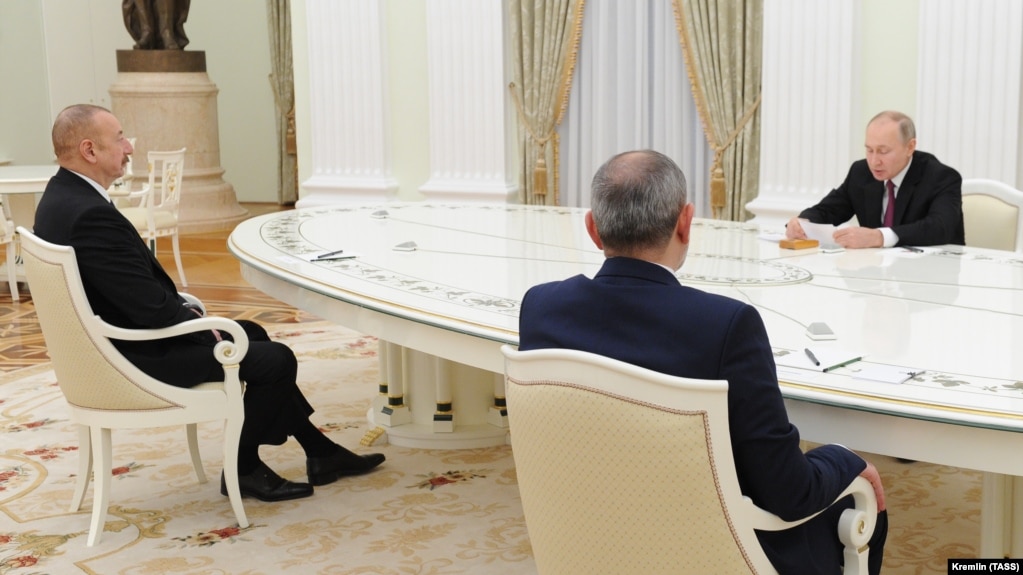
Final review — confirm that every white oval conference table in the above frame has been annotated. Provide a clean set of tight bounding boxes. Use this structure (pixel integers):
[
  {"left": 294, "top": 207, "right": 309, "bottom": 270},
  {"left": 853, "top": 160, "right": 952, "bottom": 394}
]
[
  {"left": 0, "top": 164, "right": 59, "bottom": 289},
  {"left": 230, "top": 202, "right": 1023, "bottom": 558},
  {"left": 0, "top": 164, "right": 58, "bottom": 224}
]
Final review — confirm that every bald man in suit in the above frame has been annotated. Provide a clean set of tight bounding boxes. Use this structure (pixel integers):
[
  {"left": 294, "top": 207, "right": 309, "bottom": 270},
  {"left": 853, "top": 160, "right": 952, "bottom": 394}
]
[
  {"left": 519, "top": 150, "right": 888, "bottom": 575},
  {"left": 34, "top": 104, "right": 384, "bottom": 502}
]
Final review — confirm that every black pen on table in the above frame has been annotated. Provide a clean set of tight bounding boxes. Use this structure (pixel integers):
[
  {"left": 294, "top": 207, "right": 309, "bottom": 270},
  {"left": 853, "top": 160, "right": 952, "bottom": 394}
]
[
  {"left": 804, "top": 348, "right": 820, "bottom": 366},
  {"left": 315, "top": 249, "right": 345, "bottom": 259}
]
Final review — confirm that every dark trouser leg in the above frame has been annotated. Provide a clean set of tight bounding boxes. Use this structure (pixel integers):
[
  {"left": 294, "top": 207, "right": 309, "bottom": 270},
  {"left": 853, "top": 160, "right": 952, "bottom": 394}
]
[{"left": 235, "top": 321, "right": 314, "bottom": 449}]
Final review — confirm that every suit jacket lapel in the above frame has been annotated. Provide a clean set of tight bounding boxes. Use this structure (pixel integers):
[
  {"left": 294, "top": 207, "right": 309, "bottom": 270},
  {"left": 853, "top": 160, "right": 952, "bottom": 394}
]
[{"left": 892, "top": 152, "right": 926, "bottom": 226}]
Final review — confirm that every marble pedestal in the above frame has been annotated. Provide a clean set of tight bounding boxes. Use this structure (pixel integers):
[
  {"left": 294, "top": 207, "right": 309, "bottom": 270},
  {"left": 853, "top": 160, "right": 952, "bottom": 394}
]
[{"left": 109, "top": 50, "right": 247, "bottom": 233}]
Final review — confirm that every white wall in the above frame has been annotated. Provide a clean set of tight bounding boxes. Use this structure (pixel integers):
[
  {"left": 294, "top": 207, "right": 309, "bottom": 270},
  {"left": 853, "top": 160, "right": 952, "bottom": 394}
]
[
  {"left": 0, "top": 0, "right": 278, "bottom": 203},
  {"left": 385, "top": 0, "right": 431, "bottom": 200},
  {"left": 0, "top": 1, "right": 52, "bottom": 164},
  {"left": 186, "top": 1, "right": 277, "bottom": 202},
  {"left": 859, "top": 0, "right": 919, "bottom": 140}
]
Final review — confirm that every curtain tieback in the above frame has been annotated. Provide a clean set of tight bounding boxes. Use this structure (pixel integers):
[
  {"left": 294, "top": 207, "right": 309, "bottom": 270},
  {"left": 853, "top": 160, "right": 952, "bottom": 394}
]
[
  {"left": 709, "top": 94, "right": 762, "bottom": 216},
  {"left": 509, "top": 82, "right": 555, "bottom": 198}
]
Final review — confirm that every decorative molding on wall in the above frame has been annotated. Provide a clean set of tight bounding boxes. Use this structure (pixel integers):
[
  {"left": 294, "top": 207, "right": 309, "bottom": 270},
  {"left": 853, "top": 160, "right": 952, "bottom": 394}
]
[
  {"left": 746, "top": 0, "right": 857, "bottom": 229},
  {"left": 298, "top": 0, "right": 398, "bottom": 207},
  {"left": 417, "top": 0, "right": 517, "bottom": 203},
  {"left": 917, "top": 0, "right": 1023, "bottom": 185}
]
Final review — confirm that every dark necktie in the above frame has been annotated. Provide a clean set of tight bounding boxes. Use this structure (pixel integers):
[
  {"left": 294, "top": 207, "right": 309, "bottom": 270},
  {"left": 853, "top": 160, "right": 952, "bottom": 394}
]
[{"left": 883, "top": 180, "right": 896, "bottom": 227}]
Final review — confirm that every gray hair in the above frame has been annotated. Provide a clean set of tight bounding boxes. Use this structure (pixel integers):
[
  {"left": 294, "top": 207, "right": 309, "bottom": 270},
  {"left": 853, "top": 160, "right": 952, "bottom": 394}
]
[
  {"left": 590, "top": 150, "right": 688, "bottom": 253},
  {"left": 52, "top": 104, "right": 109, "bottom": 160},
  {"left": 869, "top": 110, "right": 916, "bottom": 143}
]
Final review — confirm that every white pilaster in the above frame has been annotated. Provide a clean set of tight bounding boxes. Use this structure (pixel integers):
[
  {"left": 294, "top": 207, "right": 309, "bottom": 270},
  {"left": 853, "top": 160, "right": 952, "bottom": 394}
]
[
  {"left": 746, "top": 0, "right": 857, "bottom": 229},
  {"left": 418, "top": 0, "right": 518, "bottom": 203},
  {"left": 917, "top": 0, "right": 1023, "bottom": 185},
  {"left": 298, "top": 0, "right": 398, "bottom": 207}
]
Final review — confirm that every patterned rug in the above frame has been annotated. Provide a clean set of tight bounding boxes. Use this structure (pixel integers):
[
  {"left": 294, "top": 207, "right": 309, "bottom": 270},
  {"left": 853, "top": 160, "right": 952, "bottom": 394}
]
[{"left": 0, "top": 321, "right": 982, "bottom": 574}]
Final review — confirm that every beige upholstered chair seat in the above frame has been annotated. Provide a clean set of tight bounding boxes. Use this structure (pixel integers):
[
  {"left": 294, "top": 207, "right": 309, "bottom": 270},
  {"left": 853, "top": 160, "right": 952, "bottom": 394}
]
[
  {"left": 18, "top": 227, "right": 249, "bottom": 547},
  {"left": 117, "top": 205, "right": 178, "bottom": 230},
  {"left": 502, "top": 345, "right": 877, "bottom": 575}
]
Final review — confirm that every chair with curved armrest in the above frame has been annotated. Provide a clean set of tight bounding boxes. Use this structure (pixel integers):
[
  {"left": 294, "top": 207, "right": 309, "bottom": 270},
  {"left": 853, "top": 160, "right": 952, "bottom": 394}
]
[
  {"left": 18, "top": 227, "right": 248, "bottom": 546},
  {"left": 961, "top": 178, "right": 1023, "bottom": 252},
  {"left": 502, "top": 345, "right": 877, "bottom": 575},
  {"left": 0, "top": 210, "right": 17, "bottom": 300},
  {"left": 117, "top": 148, "right": 188, "bottom": 287}
]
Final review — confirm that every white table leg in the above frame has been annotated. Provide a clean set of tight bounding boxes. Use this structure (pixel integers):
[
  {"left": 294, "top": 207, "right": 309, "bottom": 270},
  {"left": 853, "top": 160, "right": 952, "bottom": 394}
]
[{"left": 981, "top": 472, "right": 1011, "bottom": 558}]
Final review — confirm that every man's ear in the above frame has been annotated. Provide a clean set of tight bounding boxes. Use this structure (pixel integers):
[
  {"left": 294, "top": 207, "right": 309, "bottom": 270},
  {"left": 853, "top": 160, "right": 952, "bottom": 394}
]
[
  {"left": 677, "top": 203, "right": 695, "bottom": 244},
  {"left": 585, "top": 210, "right": 604, "bottom": 250},
  {"left": 79, "top": 139, "right": 98, "bottom": 164}
]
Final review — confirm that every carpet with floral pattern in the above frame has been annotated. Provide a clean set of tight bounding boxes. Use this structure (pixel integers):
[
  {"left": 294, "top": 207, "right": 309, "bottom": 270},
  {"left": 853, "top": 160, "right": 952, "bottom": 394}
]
[{"left": 0, "top": 321, "right": 982, "bottom": 574}]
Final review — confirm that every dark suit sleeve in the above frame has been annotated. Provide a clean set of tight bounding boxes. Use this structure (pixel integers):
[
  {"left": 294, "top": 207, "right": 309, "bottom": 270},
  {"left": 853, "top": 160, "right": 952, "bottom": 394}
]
[
  {"left": 797, "top": 164, "right": 859, "bottom": 227},
  {"left": 890, "top": 164, "right": 962, "bottom": 246},
  {"left": 720, "top": 305, "right": 866, "bottom": 520},
  {"left": 68, "top": 204, "right": 194, "bottom": 329}
]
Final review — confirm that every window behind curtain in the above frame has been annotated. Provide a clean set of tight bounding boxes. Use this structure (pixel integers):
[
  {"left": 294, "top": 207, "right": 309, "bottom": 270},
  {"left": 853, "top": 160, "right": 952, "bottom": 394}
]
[{"left": 558, "top": 0, "right": 712, "bottom": 215}]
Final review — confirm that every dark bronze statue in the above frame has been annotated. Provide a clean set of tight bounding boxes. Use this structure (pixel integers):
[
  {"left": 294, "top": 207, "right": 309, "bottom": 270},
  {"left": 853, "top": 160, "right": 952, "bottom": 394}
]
[{"left": 122, "top": 0, "right": 191, "bottom": 50}]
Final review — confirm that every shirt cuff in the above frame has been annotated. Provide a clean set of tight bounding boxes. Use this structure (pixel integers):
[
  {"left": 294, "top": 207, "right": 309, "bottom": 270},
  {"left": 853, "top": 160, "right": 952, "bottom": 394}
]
[{"left": 880, "top": 227, "right": 899, "bottom": 248}]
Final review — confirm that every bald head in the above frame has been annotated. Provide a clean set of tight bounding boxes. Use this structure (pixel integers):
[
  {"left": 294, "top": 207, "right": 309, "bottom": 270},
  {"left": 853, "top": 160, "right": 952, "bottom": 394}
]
[
  {"left": 589, "top": 150, "right": 689, "bottom": 254},
  {"left": 868, "top": 110, "right": 916, "bottom": 144},
  {"left": 51, "top": 104, "right": 133, "bottom": 189},
  {"left": 52, "top": 104, "right": 109, "bottom": 162}
]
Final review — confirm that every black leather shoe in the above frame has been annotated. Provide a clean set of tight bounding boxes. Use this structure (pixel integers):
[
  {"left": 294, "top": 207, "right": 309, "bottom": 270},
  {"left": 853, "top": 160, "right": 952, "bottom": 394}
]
[
  {"left": 307, "top": 450, "right": 386, "bottom": 486},
  {"left": 221, "top": 462, "right": 314, "bottom": 502}
]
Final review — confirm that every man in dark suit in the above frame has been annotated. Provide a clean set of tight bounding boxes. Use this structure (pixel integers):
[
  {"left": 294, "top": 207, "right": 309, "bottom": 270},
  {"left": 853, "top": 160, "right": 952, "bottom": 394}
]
[
  {"left": 34, "top": 104, "right": 384, "bottom": 502},
  {"left": 519, "top": 150, "right": 888, "bottom": 575},
  {"left": 786, "top": 110, "right": 964, "bottom": 248}
]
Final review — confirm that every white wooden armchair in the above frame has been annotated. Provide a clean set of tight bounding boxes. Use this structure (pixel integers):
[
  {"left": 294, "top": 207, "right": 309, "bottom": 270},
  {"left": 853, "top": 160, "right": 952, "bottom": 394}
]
[
  {"left": 502, "top": 345, "right": 877, "bottom": 575},
  {"left": 18, "top": 227, "right": 249, "bottom": 546},
  {"left": 117, "top": 148, "right": 188, "bottom": 287},
  {"left": 0, "top": 209, "right": 17, "bottom": 300},
  {"left": 962, "top": 178, "right": 1023, "bottom": 252}
]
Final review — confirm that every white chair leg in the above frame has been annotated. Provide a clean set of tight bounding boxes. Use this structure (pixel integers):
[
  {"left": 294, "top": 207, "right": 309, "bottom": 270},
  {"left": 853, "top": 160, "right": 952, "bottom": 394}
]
[
  {"left": 222, "top": 416, "right": 248, "bottom": 528},
  {"left": 87, "top": 427, "right": 112, "bottom": 547},
  {"left": 171, "top": 233, "right": 187, "bottom": 288},
  {"left": 69, "top": 424, "right": 91, "bottom": 512},
  {"left": 185, "top": 423, "right": 207, "bottom": 483},
  {"left": 6, "top": 241, "right": 18, "bottom": 301}
]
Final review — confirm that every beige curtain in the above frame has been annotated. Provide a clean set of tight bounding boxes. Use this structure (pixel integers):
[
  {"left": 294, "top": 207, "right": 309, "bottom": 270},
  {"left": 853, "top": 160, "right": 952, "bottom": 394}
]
[
  {"left": 672, "top": 0, "right": 762, "bottom": 221},
  {"left": 508, "top": 0, "right": 586, "bottom": 206},
  {"left": 267, "top": 0, "right": 297, "bottom": 205}
]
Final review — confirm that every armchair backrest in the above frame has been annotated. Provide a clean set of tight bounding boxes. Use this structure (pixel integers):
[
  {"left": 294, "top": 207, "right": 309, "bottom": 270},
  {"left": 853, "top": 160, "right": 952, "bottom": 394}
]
[
  {"left": 144, "top": 148, "right": 186, "bottom": 213},
  {"left": 502, "top": 345, "right": 777, "bottom": 574},
  {"left": 962, "top": 178, "right": 1023, "bottom": 252},
  {"left": 18, "top": 227, "right": 182, "bottom": 411}
]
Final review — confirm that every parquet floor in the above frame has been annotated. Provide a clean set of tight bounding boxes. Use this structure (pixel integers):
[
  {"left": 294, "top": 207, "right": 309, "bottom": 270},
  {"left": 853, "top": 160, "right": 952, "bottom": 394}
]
[{"left": 0, "top": 203, "right": 296, "bottom": 373}]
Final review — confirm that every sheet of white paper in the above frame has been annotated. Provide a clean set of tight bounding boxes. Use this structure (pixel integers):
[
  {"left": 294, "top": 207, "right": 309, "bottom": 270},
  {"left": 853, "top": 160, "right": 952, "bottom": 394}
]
[
  {"left": 852, "top": 366, "right": 923, "bottom": 385},
  {"left": 799, "top": 219, "right": 838, "bottom": 245}
]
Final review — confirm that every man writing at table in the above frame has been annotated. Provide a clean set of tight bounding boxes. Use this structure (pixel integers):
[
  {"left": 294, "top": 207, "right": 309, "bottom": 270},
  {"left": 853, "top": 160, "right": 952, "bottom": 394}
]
[
  {"left": 33, "top": 104, "right": 385, "bottom": 502},
  {"left": 786, "top": 110, "right": 964, "bottom": 248},
  {"left": 519, "top": 150, "right": 888, "bottom": 575}
]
